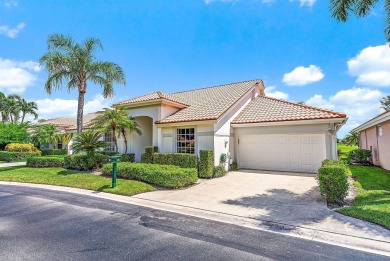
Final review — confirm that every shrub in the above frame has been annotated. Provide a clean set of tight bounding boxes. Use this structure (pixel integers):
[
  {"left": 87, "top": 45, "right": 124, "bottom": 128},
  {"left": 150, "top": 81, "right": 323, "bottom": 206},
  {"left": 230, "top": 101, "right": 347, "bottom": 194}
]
[
  {"left": 153, "top": 153, "right": 198, "bottom": 169},
  {"left": 5, "top": 143, "right": 39, "bottom": 153},
  {"left": 317, "top": 160, "right": 349, "bottom": 205},
  {"left": 121, "top": 153, "right": 135, "bottom": 162},
  {"left": 199, "top": 150, "right": 214, "bottom": 178},
  {"left": 213, "top": 166, "right": 226, "bottom": 178},
  {"left": 348, "top": 149, "right": 372, "bottom": 165},
  {"left": 0, "top": 151, "right": 41, "bottom": 162},
  {"left": 101, "top": 162, "right": 198, "bottom": 188},
  {"left": 41, "top": 149, "right": 67, "bottom": 156},
  {"left": 64, "top": 154, "right": 109, "bottom": 170},
  {"left": 141, "top": 146, "right": 158, "bottom": 164},
  {"left": 230, "top": 161, "right": 238, "bottom": 171},
  {"left": 27, "top": 156, "right": 64, "bottom": 168},
  {"left": 98, "top": 151, "right": 118, "bottom": 156}
]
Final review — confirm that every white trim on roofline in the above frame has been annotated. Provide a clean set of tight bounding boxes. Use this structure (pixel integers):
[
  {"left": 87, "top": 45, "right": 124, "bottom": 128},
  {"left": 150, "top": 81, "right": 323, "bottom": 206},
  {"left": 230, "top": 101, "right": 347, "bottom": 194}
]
[
  {"left": 155, "top": 120, "right": 217, "bottom": 127},
  {"left": 352, "top": 111, "right": 390, "bottom": 133},
  {"left": 231, "top": 118, "right": 347, "bottom": 128}
]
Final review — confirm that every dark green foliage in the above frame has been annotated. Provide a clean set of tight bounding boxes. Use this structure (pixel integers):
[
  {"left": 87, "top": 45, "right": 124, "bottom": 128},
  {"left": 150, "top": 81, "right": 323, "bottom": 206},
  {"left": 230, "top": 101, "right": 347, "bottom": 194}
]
[
  {"left": 26, "top": 156, "right": 64, "bottom": 168},
  {"left": 317, "top": 160, "right": 349, "bottom": 205},
  {"left": 213, "top": 166, "right": 226, "bottom": 178},
  {"left": 41, "top": 149, "right": 67, "bottom": 156},
  {"left": 101, "top": 162, "right": 198, "bottom": 188},
  {"left": 348, "top": 149, "right": 372, "bottom": 165},
  {"left": 0, "top": 151, "right": 41, "bottom": 162},
  {"left": 64, "top": 154, "right": 109, "bottom": 170},
  {"left": 230, "top": 161, "right": 238, "bottom": 171},
  {"left": 97, "top": 151, "right": 118, "bottom": 156},
  {"left": 199, "top": 150, "right": 214, "bottom": 178},
  {"left": 0, "top": 123, "right": 29, "bottom": 149},
  {"left": 153, "top": 153, "right": 198, "bottom": 169},
  {"left": 141, "top": 146, "right": 158, "bottom": 164},
  {"left": 121, "top": 153, "right": 135, "bottom": 162}
]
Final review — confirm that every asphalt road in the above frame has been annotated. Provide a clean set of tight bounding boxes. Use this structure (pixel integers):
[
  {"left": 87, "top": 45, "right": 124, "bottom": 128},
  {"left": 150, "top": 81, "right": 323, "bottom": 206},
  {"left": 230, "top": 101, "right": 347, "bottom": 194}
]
[{"left": 0, "top": 185, "right": 387, "bottom": 261}]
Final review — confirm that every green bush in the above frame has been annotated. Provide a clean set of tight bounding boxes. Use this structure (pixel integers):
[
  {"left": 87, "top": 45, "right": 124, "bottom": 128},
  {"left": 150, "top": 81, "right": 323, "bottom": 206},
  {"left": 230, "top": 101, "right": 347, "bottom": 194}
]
[
  {"left": 348, "top": 149, "right": 372, "bottom": 165},
  {"left": 5, "top": 143, "right": 39, "bottom": 153},
  {"left": 27, "top": 156, "right": 65, "bottom": 168},
  {"left": 317, "top": 160, "right": 349, "bottom": 205},
  {"left": 153, "top": 153, "right": 198, "bottom": 169},
  {"left": 230, "top": 161, "right": 238, "bottom": 171},
  {"left": 0, "top": 151, "right": 41, "bottom": 162},
  {"left": 199, "top": 150, "right": 214, "bottom": 178},
  {"left": 141, "top": 146, "right": 158, "bottom": 163},
  {"left": 121, "top": 153, "right": 135, "bottom": 162},
  {"left": 64, "top": 154, "right": 109, "bottom": 170},
  {"left": 0, "top": 123, "right": 29, "bottom": 149},
  {"left": 213, "top": 166, "right": 226, "bottom": 178},
  {"left": 145, "top": 146, "right": 158, "bottom": 154},
  {"left": 98, "top": 151, "right": 118, "bottom": 156},
  {"left": 101, "top": 162, "right": 198, "bottom": 188},
  {"left": 41, "top": 149, "right": 67, "bottom": 156}
]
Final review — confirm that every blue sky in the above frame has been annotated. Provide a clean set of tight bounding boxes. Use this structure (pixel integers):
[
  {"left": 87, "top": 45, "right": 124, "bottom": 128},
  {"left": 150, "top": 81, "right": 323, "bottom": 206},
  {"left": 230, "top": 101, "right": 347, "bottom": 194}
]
[{"left": 0, "top": 0, "right": 388, "bottom": 137}]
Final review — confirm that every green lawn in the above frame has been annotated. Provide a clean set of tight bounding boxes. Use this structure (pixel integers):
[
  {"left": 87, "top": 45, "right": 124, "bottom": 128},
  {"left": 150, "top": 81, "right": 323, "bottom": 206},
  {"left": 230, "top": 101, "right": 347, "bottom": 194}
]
[
  {"left": 337, "top": 143, "right": 358, "bottom": 160},
  {"left": 0, "top": 166, "right": 156, "bottom": 196},
  {"left": 338, "top": 165, "right": 390, "bottom": 229}
]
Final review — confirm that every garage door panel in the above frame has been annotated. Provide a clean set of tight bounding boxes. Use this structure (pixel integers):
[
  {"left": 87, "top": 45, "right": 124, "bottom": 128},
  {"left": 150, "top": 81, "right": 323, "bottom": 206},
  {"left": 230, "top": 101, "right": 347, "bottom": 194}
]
[{"left": 239, "top": 134, "right": 326, "bottom": 173}]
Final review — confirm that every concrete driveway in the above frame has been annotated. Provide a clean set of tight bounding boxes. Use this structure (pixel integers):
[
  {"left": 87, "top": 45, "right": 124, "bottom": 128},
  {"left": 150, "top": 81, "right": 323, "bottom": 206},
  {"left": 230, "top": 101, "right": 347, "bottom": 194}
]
[{"left": 136, "top": 170, "right": 390, "bottom": 245}]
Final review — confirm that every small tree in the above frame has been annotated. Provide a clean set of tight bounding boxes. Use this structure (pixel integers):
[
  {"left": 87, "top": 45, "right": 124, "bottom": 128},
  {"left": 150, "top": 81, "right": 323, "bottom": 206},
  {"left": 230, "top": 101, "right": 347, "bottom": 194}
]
[
  {"left": 342, "top": 131, "right": 359, "bottom": 147},
  {"left": 71, "top": 131, "right": 107, "bottom": 159},
  {"left": 380, "top": 95, "right": 390, "bottom": 111}
]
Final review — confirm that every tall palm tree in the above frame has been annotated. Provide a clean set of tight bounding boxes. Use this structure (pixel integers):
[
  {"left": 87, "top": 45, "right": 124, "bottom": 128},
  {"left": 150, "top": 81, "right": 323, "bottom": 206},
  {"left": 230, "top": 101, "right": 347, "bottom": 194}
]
[
  {"left": 92, "top": 108, "right": 141, "bottom": 153},
  {"left": 30, "top": 124, "right": 58, "bottom": 147},
  {"left": 0, "top": 92, "right": 8, "bottom": 123},
  {"left": 330, "top": 0, "right": 390, "bottom": 41},
  {"left": 19, "top": 98, "right": 38, "bottom": 123},
  {"left": 5, "top": 94, "right": 22, "bottom": 124},
  {"left": 39, "top": 34, "right": 126, "bottom": 134},
  {"left": 342, "top": 131, "right": 359, "bottom": 146}
]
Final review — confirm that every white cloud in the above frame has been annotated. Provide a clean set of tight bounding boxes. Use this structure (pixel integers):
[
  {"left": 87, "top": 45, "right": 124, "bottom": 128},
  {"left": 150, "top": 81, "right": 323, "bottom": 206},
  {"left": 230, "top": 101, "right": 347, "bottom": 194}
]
[
  {"left": 34, "top": 95, "right": 113, "bottom": 120},
  {"left": 264, "top": 86, "right": 289, "bottom": 99},
  {"left": 283, "top": 65, "right": 324, "bottom": 86},
  {"left": 348, "top": 44, "right": 390, "bottom": 87},
  {"left": 306, "top": 87, "right": 384, "bottom": 137},
  {"left": 0, "top": 58, "right": 40, "bottom": 93},
  {"left": 1, "top": 0, "right": 18, "bottom": 8},
  {"left": 289, "top": 0, "right": 316, "bottom": 7},
  {"left": 0, "top": 23, "right": 25, "bottom": 38}
]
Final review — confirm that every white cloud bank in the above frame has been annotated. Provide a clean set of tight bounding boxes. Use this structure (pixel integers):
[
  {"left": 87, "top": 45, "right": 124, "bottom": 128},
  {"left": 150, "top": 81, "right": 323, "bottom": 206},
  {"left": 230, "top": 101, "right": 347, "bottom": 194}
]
[
  {"left": 265, "top": 86, "right": 289, "bottom": 99},
  {"left": 0, "top": 58, "right": 40, "bottom": 94},
  {"left": 306, "top": 87, "right": 384, "bottom": 137},
  {"left": 283, "top": 65, "right": 324, "bottom": 86},
  {"left": 348, "top": 44, "right": 390, "bottom": 87},
  {"left": 0, "top": 23, "right": 25, "bottom": 38}
]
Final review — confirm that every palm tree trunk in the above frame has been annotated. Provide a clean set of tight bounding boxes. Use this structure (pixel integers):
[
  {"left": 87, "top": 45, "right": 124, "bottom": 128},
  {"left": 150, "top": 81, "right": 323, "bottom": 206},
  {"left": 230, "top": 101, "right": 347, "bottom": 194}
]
[
  {"left": 112, "top": 128, "right": 118, "bottom": 153},
  {"left": 21, "top": 112, "right": 26, "bottom": 123},
  {"left": 122, "top": 128, "right": 128, "bottom": 154},
  {"left": 77, "top": 87, "right": 86, "bottom": 134}
]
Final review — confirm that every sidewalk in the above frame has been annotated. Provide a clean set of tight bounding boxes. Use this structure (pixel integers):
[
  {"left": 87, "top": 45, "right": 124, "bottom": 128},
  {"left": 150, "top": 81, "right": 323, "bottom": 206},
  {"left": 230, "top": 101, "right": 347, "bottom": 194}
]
[{"left": 0, "top": 162, "right": 26, "bottom": 167}]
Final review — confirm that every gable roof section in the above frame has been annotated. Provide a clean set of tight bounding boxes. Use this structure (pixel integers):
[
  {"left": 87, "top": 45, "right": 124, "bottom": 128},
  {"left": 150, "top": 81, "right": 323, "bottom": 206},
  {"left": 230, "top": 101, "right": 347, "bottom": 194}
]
[
  {"left": 232, "top": 96, "right": 346, "bottom": 124},
  {"left": 352, "top": 110, "right": 390, "bottom": 132},
  {"left": 114, "top": 91, "right": 189, "bottom": 107},
  {"left": 155, "top": 79, "right": 260, "bottom": 124},
  {"left": 36, "top": 113, "right": 98, "bottom": 131}
]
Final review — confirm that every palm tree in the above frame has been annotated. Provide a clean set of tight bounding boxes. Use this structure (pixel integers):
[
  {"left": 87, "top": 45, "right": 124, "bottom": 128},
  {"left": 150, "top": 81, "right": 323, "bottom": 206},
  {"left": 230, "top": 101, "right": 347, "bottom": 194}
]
[
  {"left": 71, "top": 131, "right": 107, "bottom": 159},
  {"left": 39, "top": 34, "right": 126, "bottom": 134},
  {"left": 30, "top": 124, "right": 58, "bottom": 147},
  {"left": 4, "top": 94, "right": 22, "bottom": 124},
  {"left": 0, "top": 92, "right": 8, "bottom": 123},
  {"left": 342, "top": 131, "right": 359, "bottom": 146},
  {"left": 19, "top": 98, "right": 38, "bottom": 123},
  {"left": 92, "top": 108, "right": 141, "bottom": 153},
  {"left": 330, "top": 0, "right": 390, "bottom": 41},
  {"left": 55, "top": 133, "right": 73, "bottom": 150}
]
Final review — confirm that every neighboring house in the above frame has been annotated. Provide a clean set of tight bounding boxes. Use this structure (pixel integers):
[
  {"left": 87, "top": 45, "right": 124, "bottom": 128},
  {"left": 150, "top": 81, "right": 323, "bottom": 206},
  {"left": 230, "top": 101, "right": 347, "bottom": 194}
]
[
  {"left": 353, "top": 110, "right": 390, "bottom": 170},
  {"left": 36, "top": 79, "right": 347, "bottom": 173}
]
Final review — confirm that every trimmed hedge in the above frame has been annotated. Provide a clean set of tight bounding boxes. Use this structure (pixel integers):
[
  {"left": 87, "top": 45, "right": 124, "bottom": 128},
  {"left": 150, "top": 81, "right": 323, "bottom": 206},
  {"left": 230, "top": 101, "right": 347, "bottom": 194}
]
[
  {"left": 101, "top": 162, "right": 198, "bottom": 188},
  {"left": 141, "top": 146, "right": 158, "bottom": 164},
  {"left": 317, "top": 160, "right": 349, "bottom": 205},
  {"left": 121, "top": 153, "right": 135, "bottom": 162},
  {"left": 27, "top": 156, "right": 65, "bottom": 168},
  {"left": 153, "top": 153, "right": 198, "bottom": 169},
  {"left": 5, "top": 143, "right": 39, "bottom": 153},
  {"left": 348, "top": 149, "right": 372, "bottom": 165},
  {"left": 64, "top": 154, "right": 109, "bottom": 170},
  {"left": 0, "top": 151, "right": 41, "bottom": 162},
  {"left": 98, "top": 151, "right": 118, "bottom": 156},
  {"left": 41, "top": 149, "right": 67, "bottom": 156},
  {"left": 199, "top": 150, "right": 214, "bottom": 178},
  {"left": 213, "top": 166, "right": 226, "bottom": 178}
]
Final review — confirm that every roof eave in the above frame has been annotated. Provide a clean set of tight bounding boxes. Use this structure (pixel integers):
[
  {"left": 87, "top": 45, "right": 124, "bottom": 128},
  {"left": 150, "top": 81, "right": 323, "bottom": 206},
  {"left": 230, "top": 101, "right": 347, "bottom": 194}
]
[
  {"left": 231, "top": 117, "right": 348, "bottom": 127},
  {"left": 155, "top": 119, "right": 217, "bottom": 127},
  {"left": 113, "top": 98, "right": 188, "bottom": 109},
  {"left": 353, "top": 111, "right": 390, "bottom": 132}
]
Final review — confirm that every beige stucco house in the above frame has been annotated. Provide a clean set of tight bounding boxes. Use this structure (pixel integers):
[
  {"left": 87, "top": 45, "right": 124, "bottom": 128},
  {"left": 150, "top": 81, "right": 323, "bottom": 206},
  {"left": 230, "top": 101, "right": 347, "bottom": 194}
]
[
  {"left": 353, "top": 110, "right": 390, "bottom": 171},
  {"left": 39, "top": 79, "right": 347, "bottom": 173}
]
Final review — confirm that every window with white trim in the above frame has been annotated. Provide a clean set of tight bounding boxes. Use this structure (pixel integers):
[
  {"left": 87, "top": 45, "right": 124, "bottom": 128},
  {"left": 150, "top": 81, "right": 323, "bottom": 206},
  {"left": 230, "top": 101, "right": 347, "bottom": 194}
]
[
  {"left": 104, "top": 133, "right": 115, "bottom": 151},
  {"left": 176, "top": 128, "right": 195, "bottom": 154}
]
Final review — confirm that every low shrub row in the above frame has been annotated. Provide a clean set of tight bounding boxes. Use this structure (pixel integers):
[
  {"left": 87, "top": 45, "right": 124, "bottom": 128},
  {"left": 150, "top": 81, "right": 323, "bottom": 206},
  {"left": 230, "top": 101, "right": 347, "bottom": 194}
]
[
  {"left": 5, "top": 143, "right": 39, "bottom": 153},
  {"left": 101, "top": 162, "right": 198, "bottom": 188},
  {"left": 27, "top": 156, "right": 65, "bottom": 168},
  {"left": 41, "top": 149, "right": 67, "bottom": 156},
  {"left": 153, "top": 153, "right": 198, "bottom": 169},
  {"left": 317, "top": 159, "right": 349, "bottom": 205},
  {"left": 213, "top": 166, "right": 226, "bottom": 178},
  {"left": 0, "top": 151, "right": 41, "bottom": 162},
  {"left": 121, "top": 153, "right": 135, "bottom": 162},
  {"left": 64, "top": 154, "right": 109, "bottom": 171},
  {"left": 348, "top": 149, "right": 372, "bottom": 165}
]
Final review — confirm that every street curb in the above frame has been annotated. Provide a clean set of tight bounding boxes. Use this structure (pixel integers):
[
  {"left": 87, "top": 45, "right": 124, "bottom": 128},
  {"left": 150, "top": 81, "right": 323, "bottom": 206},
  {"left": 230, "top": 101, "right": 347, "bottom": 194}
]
[{"left": 1, "top": 181, "right": 389, "bottom": 257}]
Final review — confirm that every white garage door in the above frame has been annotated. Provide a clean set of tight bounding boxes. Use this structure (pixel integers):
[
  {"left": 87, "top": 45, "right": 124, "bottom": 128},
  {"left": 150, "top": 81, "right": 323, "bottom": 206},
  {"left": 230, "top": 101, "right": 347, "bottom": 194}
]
[{"left": 238, "top": 134, "right": 326, "bottom": 173}]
